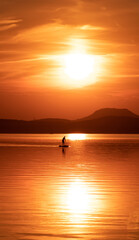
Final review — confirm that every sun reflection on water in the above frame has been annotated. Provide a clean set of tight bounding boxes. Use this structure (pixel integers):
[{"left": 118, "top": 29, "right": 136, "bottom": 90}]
[
  {"left": 64, "top": 178, "right": 102, "bottom": 227},
  {"left": 68, "top": 134, "right": 87, "bottom": 141},
  {"left": 67, "top": 179, "right": 90, "bottom": 214}
]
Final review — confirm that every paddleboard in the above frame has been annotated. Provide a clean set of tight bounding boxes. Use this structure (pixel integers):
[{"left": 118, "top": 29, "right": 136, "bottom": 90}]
[{"left": 59, "top": 145, "right": 69, "bottom": 148}]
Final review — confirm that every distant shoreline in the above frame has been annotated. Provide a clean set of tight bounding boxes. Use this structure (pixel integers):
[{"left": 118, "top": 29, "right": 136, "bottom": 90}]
[{"left": 0, "top": 108, "right": 139, "bottom": 134}]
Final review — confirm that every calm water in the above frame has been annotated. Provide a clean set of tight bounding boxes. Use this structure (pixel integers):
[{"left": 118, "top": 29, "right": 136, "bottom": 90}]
[{"left": 0, "top": 134, "right": 139, "bottom": 240}]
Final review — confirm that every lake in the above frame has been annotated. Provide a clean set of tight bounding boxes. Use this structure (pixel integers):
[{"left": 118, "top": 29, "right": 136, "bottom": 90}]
[{"left": 0, "top": 134, "right": 139, "bottom": 240}]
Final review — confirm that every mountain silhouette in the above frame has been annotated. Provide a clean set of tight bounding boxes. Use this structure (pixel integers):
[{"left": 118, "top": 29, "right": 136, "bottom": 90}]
[
  {"left": 0, "top": 108, "right": 139, "bottom": 133},
  {"left": 78, "top": 108, "right": 138, "bottom": 121}
]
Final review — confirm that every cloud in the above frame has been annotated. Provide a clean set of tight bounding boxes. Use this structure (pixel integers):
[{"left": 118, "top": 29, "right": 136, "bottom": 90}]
[
  {"left": 0, "top": 0, "right": 137, "bottom": 32},
  {"left": 0, "top": 0, "right": 78, "bottom": 30},
  {"left": 79, "top": 25, "right": 106, "bottom": 30},
  {"left": 0, "top": 19, "right": 22, "bottom": 24},
  {"left": 0, "top": 18, "right": 22, "bottom": 32},
  {"left": 0, "top": 24, "right": 17, "bottom": 31},
  {"left": 0, "top": 0, "right": 138, "bottom": 45}
]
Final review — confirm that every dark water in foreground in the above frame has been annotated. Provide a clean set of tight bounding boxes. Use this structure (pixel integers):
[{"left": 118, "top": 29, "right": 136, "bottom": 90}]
[{"left": 0, "top": 134, "right": 139, "bottom": 240}]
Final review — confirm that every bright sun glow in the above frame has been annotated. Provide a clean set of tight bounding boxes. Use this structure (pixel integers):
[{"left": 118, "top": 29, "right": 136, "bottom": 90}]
[
  {"left": 67, "top": 180, "right": 90, "bottom": 214},
  {"left": 68, "top": 134, "right": 87, "bottom": 141},
  {"left": 65, "top": 53, "right": 94, "bottom": 81},
  {"left": 58, "top": 50, "right": 105, "bottom": 88}
]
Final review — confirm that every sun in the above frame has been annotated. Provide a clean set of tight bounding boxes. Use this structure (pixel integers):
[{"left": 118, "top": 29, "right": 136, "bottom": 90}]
[
  {"left": 59, "top": 52, "right": 103, "bottom": 88},
  {"left": 64, "top": 53, "right": 94, "bottom": 81}
]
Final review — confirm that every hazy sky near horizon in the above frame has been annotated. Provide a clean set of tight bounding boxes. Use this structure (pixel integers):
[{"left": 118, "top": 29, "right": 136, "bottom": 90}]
[{"left": 0, "top": 0, "right": 139, "bottom": 119}]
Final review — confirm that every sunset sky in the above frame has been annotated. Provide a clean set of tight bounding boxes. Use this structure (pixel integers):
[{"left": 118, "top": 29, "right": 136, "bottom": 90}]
[{"left": 0, "top": 0, "right": 139, "bottom": 120}]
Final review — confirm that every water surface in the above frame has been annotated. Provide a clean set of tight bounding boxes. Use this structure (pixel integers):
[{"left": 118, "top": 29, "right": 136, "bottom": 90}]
[{"left": 0, "top": 134, "right": 139, "bottom": 240}]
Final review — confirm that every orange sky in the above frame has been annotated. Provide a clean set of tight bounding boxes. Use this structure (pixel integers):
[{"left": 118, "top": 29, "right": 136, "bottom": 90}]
[{"left": 0, "top": 0, "right": 139, "bottom": 119}]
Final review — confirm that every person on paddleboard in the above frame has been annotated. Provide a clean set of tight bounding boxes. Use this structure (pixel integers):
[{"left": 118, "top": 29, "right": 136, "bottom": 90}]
[{"left": 62, "top": 136, "right": 66, "bottom": 145}]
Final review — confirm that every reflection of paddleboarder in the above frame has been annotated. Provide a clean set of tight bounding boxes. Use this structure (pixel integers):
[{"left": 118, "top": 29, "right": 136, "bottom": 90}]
[{"left": 62, "top": 136, "right": 66, "bottom": 145}]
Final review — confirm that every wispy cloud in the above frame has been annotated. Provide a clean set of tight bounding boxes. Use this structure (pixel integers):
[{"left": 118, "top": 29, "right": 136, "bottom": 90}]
[
  {"left": 0, "top": 24, "right": 17, "bottom": 31},
  {"left": 0, "top": 18, "right": 22, "bottom": 32},
  {"left": 0, "top": 19, "right": 22, "bottom": 24},
  {"left": 79, "top": 25, "right": 106, "bottom": 31}
]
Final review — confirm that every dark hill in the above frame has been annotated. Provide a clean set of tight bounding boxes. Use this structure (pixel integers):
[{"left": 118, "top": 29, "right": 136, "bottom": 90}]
[
  {"left": 0, "top": 108, "right": 139, "bottom": 133},
  {"left": 0, "top": 118, "right": 71, "bottom": 133},
  {"left": 78, "top": 108, "right": 138, "bottom": 121},
  {"left": 73, "top": 116, "right": 139, "bottom": 133}
]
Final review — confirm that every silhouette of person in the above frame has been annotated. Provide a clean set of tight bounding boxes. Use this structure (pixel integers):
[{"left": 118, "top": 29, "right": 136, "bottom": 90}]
[{"left": 62, "top": 136, "right": 66, "bottom": 145}]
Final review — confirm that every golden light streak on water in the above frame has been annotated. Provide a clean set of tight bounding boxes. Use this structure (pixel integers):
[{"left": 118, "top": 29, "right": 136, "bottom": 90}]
[{"left": 68, "top": 134, "right": 87, "bottom": 140}]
